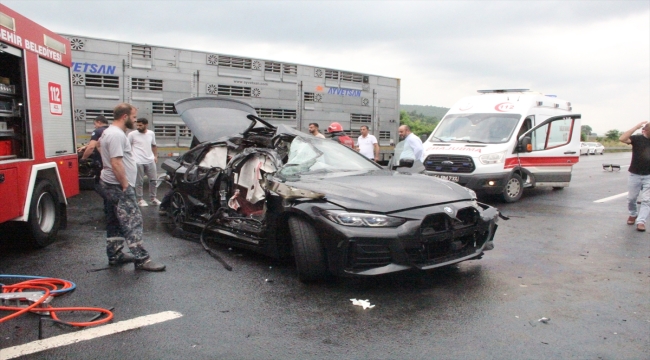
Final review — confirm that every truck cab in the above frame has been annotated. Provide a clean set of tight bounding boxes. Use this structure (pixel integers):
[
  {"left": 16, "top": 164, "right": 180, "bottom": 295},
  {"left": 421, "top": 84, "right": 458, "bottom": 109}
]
[{"left": 422, "top": 89, "right": 581, "bottom": 202}]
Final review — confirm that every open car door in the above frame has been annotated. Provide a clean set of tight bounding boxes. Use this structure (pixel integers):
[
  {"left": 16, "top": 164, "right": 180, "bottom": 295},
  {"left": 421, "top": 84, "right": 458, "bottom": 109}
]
[{"left": 516, "top": 114, "right": 581, "bottom": 188}]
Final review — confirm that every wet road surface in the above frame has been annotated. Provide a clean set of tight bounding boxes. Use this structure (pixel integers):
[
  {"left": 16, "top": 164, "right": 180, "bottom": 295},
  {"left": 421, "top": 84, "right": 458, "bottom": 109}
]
[{"left": 1, "top": 152, "right": 648, "bottom": 359}]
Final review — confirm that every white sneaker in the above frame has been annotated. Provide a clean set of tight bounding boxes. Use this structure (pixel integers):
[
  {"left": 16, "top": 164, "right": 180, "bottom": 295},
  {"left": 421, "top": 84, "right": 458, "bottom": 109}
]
[
  {"left": 150, "top": 198, "right": 162, "bottom": 206},
  {"left": 137, "top": 199, "right": 149, "bottom": 207}
]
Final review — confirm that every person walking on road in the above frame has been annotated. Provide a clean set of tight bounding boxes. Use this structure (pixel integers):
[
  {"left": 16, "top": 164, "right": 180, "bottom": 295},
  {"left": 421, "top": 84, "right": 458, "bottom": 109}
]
[
  {"left": 619, "top": 121, "right": 650, "bottom": 232},
  {"left": 128, "top": 118, "right": 160, "bottom": 207},
  {"left": 308, "top": 123, "right": 326, "bottom": 138},
  {"left": 356, "top": 125, "right": 379, "bottom": 162},
  {"left": 398, "top": 125, "right": 424, "bottom": 162},
  {"left": 98, "top": 103, "right": 166, "bottom": 271}
]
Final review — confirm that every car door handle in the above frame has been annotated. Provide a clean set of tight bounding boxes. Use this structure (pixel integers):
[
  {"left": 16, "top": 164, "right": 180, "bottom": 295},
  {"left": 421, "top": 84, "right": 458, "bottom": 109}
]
[{"left": 564, "top": 151, "right": 576, "bottom": 154}]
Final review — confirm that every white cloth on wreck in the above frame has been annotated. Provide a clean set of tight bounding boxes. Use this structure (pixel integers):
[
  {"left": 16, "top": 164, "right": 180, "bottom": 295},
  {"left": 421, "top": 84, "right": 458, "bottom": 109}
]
[{"left": 236, "top": 154, "right": 277, "bottom": 203}]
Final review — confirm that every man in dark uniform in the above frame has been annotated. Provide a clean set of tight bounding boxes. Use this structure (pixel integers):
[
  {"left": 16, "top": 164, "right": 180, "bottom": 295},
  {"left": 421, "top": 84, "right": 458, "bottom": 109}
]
[
  {"left": 80, "top": 116, "right": 110, "bottom": 214},
  {"left": 327, "top": 122, "right": 354, "bottom": 148},
  {"left": 619, "top": 121, "right": 650, "bottom": 232},
  {"left": 80, "top": 115, "right": 109, "bottom": 170}
]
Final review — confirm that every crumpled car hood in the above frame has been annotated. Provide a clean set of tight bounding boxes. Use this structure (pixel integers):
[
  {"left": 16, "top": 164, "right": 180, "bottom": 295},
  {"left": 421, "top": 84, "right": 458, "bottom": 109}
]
[
  {"left": 278, "top": 170, "right": 473, "bottom": 213},
  {"left": 174, "top": 97, "right": 259, "bottom": 143}
]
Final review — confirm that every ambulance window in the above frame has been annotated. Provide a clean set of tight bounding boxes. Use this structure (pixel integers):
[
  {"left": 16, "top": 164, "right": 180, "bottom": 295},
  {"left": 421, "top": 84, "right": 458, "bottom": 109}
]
[
  {"left": 516, "top": 117, "right": 533, "bottom": 140},
  {"left": 514, "top": 117, "right": 533, "bottom": 153},
  {"left": 529, "top": 118, "right": 574, "bottom": 151}
]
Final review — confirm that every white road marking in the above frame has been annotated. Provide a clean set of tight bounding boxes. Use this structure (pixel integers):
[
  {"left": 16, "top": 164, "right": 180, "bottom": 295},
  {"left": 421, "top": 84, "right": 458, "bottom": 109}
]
[
  {"left": 594, "top": 192, "right": 628, "bottom": 203},
  {"left": 0, "top": 311, "right": 183, "bottom": 360}
]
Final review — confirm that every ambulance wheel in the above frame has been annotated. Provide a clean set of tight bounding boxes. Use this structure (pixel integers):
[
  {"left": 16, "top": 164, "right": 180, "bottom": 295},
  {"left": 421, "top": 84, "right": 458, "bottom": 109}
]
[
  {"left": 25, "top": 179, "right": 61, "bottom": 248},
  {"left": 500, "top": 173, "right": 523, "bottom": 203}
]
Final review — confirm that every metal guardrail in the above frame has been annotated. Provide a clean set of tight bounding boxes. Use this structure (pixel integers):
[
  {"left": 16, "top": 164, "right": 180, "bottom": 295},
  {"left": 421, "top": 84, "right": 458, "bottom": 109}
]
[{"left": 604, "top": 147, "right": 632, "bottom": 152}]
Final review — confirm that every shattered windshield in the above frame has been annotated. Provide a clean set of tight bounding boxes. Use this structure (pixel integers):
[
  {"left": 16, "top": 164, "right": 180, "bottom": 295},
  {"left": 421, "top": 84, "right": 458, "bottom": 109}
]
[
  {"left": 431, "top": 113, "right": 521, "bottom": 144},
  {"left": 278, "top": 137, "right": 380, "bottom": 176}
]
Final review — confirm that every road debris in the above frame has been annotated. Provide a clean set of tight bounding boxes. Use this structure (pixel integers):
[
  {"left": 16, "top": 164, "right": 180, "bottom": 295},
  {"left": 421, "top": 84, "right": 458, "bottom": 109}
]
[
  {"left": 538, "top": 317, "right": 550, "bottom": 324},
  {"left": 350, "top": 299, "right": 375, "bottom": 309}
]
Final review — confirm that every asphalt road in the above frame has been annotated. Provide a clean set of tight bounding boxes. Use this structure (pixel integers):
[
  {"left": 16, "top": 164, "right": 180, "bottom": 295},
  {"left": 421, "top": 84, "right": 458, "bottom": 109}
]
[{"left": 1, "top": 152, "right": 648, "bottom": 359}]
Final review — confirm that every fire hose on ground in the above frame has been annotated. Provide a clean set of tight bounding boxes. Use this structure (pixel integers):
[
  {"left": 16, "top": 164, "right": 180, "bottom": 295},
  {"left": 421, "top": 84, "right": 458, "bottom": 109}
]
[{"left": 0, "top": 275, "right": 114, "bottom": 331}]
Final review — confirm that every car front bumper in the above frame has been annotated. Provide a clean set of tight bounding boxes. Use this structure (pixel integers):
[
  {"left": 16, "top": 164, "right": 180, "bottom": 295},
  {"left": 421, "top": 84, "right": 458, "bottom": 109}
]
[{"left": 311, "top": 201, "right": 499, "bottom": 276}]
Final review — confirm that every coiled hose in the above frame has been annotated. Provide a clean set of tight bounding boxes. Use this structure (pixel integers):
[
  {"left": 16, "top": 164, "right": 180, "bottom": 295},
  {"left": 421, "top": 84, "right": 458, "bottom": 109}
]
[{"left": 0, "top": 275, "right": 113, "bottom": 327}]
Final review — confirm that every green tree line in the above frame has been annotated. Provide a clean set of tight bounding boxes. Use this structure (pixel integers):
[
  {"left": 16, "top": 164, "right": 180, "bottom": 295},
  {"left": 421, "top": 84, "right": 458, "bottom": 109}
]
[
  {"left": 581, "top": 125, "right": 622, "bottom": 142},
  {"left": 399, "top": 110, "right": 439, "bottom": 137},
  {"left": 401, "top": 111, "right": 624, "bottom": 143}
]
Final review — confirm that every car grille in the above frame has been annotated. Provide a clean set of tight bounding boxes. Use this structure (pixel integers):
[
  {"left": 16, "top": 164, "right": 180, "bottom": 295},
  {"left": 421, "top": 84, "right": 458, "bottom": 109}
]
[
  {"left": 423, "top": 155, "right": 475, "bottom": 173},
  {"left": 347, "top": 242, "right": 392, "bottom": 270},
  {"left": 405, "top": 207, "right": 490, "bottom": 265}
]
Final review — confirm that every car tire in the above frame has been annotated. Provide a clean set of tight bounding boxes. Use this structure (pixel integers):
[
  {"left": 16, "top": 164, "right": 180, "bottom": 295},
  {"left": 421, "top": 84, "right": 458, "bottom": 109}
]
[
  {"left": 25, "top": 179, "right": 61, "bottom": 248},
  {"left": 552, "top": 187, "right": 564, "bottom": 190},
  {"left": 500, "top": 173, "right": 523, "bottom": 203},
  {"left": 169, "top": 191, "right": 187, "bottom": 231},
  {"left": 288, "top": 216, "right": 328, "bottom": 282}
]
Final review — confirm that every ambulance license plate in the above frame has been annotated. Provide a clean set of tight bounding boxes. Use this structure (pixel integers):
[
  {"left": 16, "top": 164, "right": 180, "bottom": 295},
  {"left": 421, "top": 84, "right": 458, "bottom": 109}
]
[{"left": 432, "top": 175, "right": 459, "bottom": 182}]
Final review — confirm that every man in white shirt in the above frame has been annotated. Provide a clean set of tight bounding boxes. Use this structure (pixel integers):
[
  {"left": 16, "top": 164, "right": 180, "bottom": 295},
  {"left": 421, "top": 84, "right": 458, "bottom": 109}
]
[
  {"left": 127, "top": 118, "right": 160, "bottom": 206},
  {"left": 308, "top": 123, "right": 326, "bottom": 138},
  {"left": 398, "top": 125, "right": 424, "bottom": 162},
  {"left": 355, "top": 125, "right": 379, "bottom": 161}
]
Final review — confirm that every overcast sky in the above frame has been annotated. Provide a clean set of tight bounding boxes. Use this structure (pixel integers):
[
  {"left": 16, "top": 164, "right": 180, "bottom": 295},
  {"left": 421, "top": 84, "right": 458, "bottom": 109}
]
[{"left": 4, "top": 0, "right": 649, "bottom": 135}]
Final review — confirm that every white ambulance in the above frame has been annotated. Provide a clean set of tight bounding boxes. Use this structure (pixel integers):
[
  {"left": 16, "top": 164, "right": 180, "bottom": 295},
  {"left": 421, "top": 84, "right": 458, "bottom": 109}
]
[{"left": 422, "top": 89, "right": 581, "bottom": 202}]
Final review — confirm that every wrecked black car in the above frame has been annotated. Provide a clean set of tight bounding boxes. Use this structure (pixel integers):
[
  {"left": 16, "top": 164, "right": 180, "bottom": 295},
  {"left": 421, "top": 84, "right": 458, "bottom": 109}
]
[{"left": 162, "top": 97, "right": 500, "bottom": 282}]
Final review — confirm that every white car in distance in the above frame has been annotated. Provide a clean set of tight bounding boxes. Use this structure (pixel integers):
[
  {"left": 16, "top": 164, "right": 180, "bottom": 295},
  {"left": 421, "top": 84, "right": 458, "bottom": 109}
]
[{"left": 587, "top": 142, "right": 604, "bottom": 155}]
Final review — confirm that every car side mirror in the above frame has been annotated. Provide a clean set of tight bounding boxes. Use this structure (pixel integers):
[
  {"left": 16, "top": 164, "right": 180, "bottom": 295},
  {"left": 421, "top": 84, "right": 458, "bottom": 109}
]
[
  {"left": 518, "top": 136, "right": 532, "bottom": 153},
  {"left": 399, "top": 158, "right": 414, "bottom": 168}
]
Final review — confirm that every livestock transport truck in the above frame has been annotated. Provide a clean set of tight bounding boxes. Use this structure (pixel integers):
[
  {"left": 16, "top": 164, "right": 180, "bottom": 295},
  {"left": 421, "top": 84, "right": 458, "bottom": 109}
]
[
  {"left": 0, "top": 4, "right": 79, "bottom": 247},
  {"left": 63, "top": 35, "right": 401, "bottom": 163}
]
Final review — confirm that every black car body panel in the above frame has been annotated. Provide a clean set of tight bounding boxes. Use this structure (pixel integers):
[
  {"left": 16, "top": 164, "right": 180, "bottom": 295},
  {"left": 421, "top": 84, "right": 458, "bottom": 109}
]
[{"left": 164, "top": 97, "right": 500, "bottom": 280}]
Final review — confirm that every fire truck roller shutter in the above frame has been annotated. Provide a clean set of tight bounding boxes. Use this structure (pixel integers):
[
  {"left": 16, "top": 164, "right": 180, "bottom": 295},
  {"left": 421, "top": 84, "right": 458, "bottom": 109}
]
[{"left": 38, "top": 57, "right": 75, "bottom": 158}]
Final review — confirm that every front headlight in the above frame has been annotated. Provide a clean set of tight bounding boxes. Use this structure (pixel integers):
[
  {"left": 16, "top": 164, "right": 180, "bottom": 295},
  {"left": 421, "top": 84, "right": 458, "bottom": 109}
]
[
  {"left": 479, "top": 150, "right": 507, "bottom": 165},
  {"left": 323, "top": 210, "right": 406, "bottom": 227}
]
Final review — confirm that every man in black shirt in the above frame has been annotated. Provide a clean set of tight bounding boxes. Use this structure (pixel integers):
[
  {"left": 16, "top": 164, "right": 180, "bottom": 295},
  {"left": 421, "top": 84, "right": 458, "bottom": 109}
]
[
  {"left": 80, "top": 115, "right": 110, "bottom": 214},
  {"left": 619, "top": 121, "right": 650, "bottom": 232},
  {"left": 81, "top": 115, "right": 109, "bottom": 170}
]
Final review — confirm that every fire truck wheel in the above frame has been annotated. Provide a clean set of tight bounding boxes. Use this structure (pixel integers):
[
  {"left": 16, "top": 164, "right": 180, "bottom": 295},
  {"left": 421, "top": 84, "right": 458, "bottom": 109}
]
[
  {"left": 500, "top": 173, "right": 523, "bottom": 203},
  {"left": 26, "top": 179, "right": 61, "bottom": 248}
]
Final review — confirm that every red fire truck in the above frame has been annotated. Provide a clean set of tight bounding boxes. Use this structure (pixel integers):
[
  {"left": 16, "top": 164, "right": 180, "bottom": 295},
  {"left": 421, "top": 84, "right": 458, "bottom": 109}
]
[{"left": 0, "top": 4, "right": 79, "bottom": 247}]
